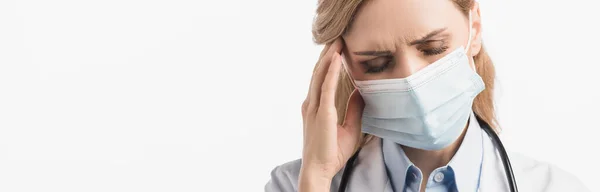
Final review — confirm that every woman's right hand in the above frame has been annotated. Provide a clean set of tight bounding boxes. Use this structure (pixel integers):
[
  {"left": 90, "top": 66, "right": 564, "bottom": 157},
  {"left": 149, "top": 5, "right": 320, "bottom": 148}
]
[{"left": 298, "top": 38, "right": 365, "bottom": 192}]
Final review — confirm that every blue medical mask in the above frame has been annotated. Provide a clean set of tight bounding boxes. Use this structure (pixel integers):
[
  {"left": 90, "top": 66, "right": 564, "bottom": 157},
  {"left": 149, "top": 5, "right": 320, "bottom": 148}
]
[{"left": 343, "top": 12, "right": 484, "bottom": 150}]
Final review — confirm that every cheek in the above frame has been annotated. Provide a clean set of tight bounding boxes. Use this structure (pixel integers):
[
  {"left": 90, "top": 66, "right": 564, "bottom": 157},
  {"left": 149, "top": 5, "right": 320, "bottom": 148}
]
[
  {"left": 424, "top": 52, "right": 447, "bottom": 64},
  {"left": 450, "top": 27, "right": 470, "bottom": 49}
]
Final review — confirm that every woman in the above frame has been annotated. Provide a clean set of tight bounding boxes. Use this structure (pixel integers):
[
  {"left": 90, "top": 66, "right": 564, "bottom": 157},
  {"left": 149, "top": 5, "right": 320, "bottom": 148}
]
[{"left": 266, "top": 0, "right": 588, "bottom": 191}]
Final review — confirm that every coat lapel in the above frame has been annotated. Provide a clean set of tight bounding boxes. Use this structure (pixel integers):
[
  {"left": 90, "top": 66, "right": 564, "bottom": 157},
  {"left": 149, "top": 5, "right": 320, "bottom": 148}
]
[
  {"left": 345, "top": 137, "right": 393, "bottom": 192},
  {"left": 478, "top": 131, "right": 510, "bottom": 192}
]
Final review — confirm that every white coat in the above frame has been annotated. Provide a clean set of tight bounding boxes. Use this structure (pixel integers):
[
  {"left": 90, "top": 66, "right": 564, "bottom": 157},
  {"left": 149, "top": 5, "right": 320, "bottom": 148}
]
[{"left": 265, "top": 135, "right": 589, "bottom": 192}]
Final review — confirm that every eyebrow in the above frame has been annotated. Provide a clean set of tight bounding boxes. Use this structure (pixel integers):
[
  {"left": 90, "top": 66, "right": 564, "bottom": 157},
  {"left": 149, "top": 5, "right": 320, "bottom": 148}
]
[
  {"left": 352, "top": 28, "right": 448, "bottom": 56},
  {"left": 409, "top": 28, "right": 448, "bottom": 45},
  {"left": 353, "top": 50, "right": 392, "bottom": 56}
]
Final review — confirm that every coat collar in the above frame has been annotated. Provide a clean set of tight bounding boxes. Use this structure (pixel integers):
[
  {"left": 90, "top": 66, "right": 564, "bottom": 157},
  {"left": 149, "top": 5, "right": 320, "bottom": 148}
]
[
  {"left": 345, "top": 136, "right": 393, "bottom": 192},
  {"left": 340, "top": 113, "right": 502, "bottom": 192},
  {"left": 478, "top": 124, "right": 511, "bottom": 191}
]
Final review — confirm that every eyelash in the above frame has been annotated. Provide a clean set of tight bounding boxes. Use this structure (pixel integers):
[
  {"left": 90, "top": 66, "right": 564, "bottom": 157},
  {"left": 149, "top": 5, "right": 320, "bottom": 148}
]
[
  {"left": 363, "top": 46, "right": 449, "bottom": 74},
  {"left": 365, "top": 62, "right": 391, "bottom": 74},
  {"left": 422, "top": 46, "right": 449, "bottom": 56}
]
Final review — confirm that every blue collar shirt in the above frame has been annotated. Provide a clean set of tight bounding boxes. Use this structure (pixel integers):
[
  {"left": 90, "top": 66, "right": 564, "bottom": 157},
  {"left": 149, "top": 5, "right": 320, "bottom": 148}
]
[{"left": 382, "top": 112, "right": 484, "bottom": 192}]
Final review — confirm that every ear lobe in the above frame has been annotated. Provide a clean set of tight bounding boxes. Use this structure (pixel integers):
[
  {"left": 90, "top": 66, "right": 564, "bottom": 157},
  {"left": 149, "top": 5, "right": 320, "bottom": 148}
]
[{"left": 469, "top": 34, "right": 482, "bottom": 57}]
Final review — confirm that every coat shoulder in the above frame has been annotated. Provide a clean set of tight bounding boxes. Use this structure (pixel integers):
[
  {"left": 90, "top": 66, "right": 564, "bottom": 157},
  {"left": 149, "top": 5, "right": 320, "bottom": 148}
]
[
  {"left": 264, "top": 159, "right": 303, "bottom": 192},
  {"left": 509, "top": 152, "right": 589, "bottom": 192}
]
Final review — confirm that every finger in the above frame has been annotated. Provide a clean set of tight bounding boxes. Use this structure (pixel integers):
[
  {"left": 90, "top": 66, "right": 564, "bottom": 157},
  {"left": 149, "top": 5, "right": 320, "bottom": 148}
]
[
  {"left": 342, "top": 89, "right": 365, "bottom": 133},
  {"left": 306, "top": 43, "right": 332, "bottom": 99},
  {"left": 314, "top": 43, "right": 333, "bottom": 73},
  {"left": 305, "top": 41, "right": 334, "bottom": 100},
  {"left": 304, "top": 43, "right": 331, "bottom": 113},
  {"left": 308, "top": 38, "right": 344, "bottom": 112},
  {"left": 318, "top": 51, "right": 342, "bottom": 113}
]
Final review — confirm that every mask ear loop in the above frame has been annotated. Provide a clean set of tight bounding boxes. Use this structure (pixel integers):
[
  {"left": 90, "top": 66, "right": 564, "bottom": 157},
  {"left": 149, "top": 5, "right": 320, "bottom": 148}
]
[
  {"left": 341, "top": 53, "right": 359, "bottom": 90},
  {"left": 465, "top": 10, "right": 476, "bottom": 70}
]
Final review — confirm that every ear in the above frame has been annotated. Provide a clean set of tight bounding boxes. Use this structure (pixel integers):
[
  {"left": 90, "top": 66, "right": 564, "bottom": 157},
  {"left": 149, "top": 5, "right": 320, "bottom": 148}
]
[{"left": 469, "top": 2, "right": 483, "bottom": 57}]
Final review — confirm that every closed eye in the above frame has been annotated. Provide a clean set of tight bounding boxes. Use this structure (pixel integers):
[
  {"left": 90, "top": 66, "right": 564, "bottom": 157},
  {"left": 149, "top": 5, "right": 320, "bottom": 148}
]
[
  {"left": 361, "top": 56, "right": 393, "bottom": 74},
  {"left": 417, "top": 40, "right": 449, "bottom": 56}
]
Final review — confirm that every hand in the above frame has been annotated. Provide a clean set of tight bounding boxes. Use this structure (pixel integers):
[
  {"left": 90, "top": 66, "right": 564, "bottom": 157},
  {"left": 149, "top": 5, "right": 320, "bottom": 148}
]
[{"left": 299, "top": 38, "right": 365, "bottom": 185}]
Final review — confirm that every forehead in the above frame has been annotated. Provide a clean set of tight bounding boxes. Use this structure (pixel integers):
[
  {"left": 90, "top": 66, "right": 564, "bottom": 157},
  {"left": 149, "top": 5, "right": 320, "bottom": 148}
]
[{"left": 343, "top": 0, "right": 464, "bottom": 51}]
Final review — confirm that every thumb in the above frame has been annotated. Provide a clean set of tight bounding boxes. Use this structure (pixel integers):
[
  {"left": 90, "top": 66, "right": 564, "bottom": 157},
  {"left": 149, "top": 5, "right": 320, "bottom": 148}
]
[{"left": 342, "top": 89, "right": 364, "bottom": 133}]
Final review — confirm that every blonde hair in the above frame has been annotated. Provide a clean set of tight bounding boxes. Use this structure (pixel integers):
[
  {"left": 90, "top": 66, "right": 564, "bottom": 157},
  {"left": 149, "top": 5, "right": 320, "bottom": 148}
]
[{"left": 311, "top": 0, "right": 498, "bottom": 146}]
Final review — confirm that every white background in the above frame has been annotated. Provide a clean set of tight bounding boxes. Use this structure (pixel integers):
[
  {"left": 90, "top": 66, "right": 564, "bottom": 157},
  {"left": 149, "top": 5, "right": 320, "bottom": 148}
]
[{"left": 0, "top": 0, "right": 598, "bottom": 191}]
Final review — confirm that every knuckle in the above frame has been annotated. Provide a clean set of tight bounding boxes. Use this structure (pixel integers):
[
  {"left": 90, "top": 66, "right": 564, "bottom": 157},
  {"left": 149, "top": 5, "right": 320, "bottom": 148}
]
[
  {"left": 318, "top": 106, "right": 337, "bottom": 118},
  {"left": 328, "top": 67, "right": 337, "bottom": 75},
  {"left": 302, "top": 101, "right": 308, "bottom": 116},
  {"left": 307, "top": 103, "right": 318, "bottom": 114}
]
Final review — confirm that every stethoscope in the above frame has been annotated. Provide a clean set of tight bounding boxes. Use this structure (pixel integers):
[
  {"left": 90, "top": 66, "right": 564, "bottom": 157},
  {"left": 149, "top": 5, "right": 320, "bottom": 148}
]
[{"left": 337, "top": 114, "right": 519, "bottom": 192}]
